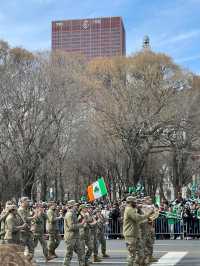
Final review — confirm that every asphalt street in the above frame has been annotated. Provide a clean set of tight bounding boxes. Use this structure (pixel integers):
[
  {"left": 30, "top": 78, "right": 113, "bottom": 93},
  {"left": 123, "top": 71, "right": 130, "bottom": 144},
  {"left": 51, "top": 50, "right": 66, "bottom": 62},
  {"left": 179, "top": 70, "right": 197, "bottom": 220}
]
[{"left": 35, "top": 240, "right": 200, "bottom": 266}]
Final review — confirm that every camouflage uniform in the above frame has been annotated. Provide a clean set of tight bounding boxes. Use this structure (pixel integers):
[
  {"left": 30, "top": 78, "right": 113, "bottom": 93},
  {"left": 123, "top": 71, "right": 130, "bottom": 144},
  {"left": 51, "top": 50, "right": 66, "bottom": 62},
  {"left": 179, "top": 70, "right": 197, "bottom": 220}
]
[
  {"left": 31, "top": 210, "right": 48, "bottom": 259},
  {"left": 0, "top": 209, "right": 9, "bottom": 241},
  {"left": 84, "top": 221, "right": 93, "bottom": 264},
  {"left": 143, "top": 198, "right": 157, "bottom": 264},
  {"left": 0, "top": 201, "right": 14, "bottom": 241},
  {"left": 90, "top": 210, "right": 102, "bottom": 262},
  {"left": 91, "top": 222, "right": 98, "bottom": 256},
  {"left": 4, "top": 205, "right": 24, "bottom": 244},
  {"left": 18, "top": 200, "right": 35, "bottom": 260},
  {"left": 78, "top": 205, "right": 93, "bottom": 266},
  {"left": 63, "top": 200, "right": 85, "bottom": 266},
  {"left": 136, "top": 206, "right": 147, "bottom": 265},
  {"left": 123, "top": 196, "right": 150, "bottom": 266},
  {"left": 96, "top": 209, "right": 109, "bottom": 257},
  {"left": 46, "top": 205, "right": 61, "bottom": 256},
  {"left": 144, "top": 212, "right": 156, "bottom": 264}
]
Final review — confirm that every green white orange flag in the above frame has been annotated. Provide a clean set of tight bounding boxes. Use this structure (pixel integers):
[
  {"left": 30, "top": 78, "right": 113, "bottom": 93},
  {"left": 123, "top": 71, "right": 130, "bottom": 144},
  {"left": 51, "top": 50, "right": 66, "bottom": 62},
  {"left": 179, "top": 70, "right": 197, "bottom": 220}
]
[{"left": 87, "top": 177, "right": 108, "bottom": 201}]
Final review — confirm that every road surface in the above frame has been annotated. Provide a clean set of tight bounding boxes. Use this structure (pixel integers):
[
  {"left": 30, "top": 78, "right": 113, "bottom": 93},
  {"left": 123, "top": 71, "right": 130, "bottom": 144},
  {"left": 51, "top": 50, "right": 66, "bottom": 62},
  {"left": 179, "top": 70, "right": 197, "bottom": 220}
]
[{"left": 35, "top": 239, "right": 200, "bottom": 265}]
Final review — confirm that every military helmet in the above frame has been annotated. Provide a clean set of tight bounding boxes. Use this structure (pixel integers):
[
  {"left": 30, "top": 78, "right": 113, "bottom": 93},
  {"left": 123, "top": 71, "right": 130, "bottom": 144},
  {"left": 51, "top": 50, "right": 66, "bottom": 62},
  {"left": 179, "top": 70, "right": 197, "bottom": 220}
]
[
  {"left": 5, "top": 200, "right": 14, "bottom": 207},
  {"left": 47, "top": 201, "right": 56, "bottom": 208},
  {"left": 7, "top": 204, "right": 17, "bottom": 211},
  {"left": 20, "top": 197, "right": 29, "bottom": 203},
  {"left": 67, "top": 200, "right": 77, "bottom": 207},
  {"left": 79, "top": 204, "right": 87, "bottom": 211},
  {"left": 95, "top": 207, "right": 102, "bottom": 212},
  {"left": 126, "top": 196, "right": 137, "bottom": 203}
]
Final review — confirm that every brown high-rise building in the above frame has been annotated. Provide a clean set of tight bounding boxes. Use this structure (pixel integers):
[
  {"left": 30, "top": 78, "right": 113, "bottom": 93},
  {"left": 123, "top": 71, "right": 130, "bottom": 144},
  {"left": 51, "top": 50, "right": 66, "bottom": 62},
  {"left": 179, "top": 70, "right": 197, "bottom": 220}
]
[{"left": 52, "top": 16, "right": 126, "bottom": 58}]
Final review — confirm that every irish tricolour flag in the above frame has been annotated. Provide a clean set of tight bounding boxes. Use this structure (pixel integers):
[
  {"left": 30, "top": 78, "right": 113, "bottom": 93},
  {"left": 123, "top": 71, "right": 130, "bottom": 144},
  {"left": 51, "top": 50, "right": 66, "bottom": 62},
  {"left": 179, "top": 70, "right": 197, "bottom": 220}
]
[{"left": 87, "top": 177, "right": 108, "bottom": 201}]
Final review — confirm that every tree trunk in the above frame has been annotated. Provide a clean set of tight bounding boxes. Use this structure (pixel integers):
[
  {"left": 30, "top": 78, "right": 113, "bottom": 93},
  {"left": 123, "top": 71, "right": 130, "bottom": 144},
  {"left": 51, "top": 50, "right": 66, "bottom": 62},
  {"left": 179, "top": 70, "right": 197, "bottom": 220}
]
[
  {"left": 55, "top": 176, "right": 58, "bottom": 201},
  {"left": 59, "top": 169, "right": 64, "bottom": 202},
  {"left": 159, "top": 179, "right": 167, "bottom": 202},
  {"left": 23, "top": 183, "right": 33, "bottom": 198},
  {"left": 174, "top": 185, "right": 182, "bottom": 199},
  {"left": 41, "top": 174, "right": 47, "bottom": 201}
]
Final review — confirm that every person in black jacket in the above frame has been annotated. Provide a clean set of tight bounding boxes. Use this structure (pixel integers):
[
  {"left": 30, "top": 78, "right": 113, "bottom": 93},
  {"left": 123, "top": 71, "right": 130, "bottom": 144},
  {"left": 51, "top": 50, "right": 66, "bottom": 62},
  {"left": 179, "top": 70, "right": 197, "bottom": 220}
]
[{"left": 109, "top": 203, "right": 121, "bottom": 239}]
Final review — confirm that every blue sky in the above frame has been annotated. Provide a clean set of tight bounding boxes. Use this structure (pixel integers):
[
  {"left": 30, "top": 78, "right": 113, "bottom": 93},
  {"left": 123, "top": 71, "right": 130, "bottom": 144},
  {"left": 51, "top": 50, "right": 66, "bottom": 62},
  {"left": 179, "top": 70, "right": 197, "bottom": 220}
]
[{"left": 0, "top": 0, "right": 199, "bottom": 73}]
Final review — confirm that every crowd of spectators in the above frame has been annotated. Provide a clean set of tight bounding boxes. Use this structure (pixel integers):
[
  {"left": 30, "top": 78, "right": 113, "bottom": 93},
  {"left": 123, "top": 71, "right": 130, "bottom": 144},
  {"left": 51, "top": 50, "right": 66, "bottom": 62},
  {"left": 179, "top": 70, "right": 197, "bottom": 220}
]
[
  {"left": 2, "top": 197, "right": 200, "bottom": 240},
  {"left": 156, "top": 198, "right": 200, "bottom": 239}
]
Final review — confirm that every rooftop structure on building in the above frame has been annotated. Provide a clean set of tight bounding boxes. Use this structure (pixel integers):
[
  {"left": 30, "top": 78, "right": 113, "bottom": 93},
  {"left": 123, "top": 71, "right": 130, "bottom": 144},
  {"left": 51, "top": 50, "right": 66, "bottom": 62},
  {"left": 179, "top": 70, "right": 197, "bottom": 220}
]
[{"left": 52, "top": 16, "right": 126, "bottom": 59}]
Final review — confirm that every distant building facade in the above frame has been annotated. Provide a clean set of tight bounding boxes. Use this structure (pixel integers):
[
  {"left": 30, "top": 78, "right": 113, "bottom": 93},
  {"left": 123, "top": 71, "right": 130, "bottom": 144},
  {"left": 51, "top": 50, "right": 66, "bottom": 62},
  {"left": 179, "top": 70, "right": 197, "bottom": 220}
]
[{"left": 52, "top": 16, "right": 126, "bottom": 58}]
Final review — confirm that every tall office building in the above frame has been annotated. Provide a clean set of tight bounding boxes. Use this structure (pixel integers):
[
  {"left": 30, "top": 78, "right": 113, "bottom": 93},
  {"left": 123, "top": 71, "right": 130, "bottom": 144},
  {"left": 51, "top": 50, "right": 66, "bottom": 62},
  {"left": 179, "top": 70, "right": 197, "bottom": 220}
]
[{"left": 52, "top": 16, "right": 126, "bottom": 58}]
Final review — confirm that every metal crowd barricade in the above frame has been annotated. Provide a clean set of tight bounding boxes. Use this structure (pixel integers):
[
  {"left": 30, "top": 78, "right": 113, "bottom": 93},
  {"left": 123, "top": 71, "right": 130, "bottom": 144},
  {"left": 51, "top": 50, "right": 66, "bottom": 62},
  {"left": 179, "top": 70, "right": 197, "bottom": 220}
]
[
  {"left": 58, "top": 217, "right": 64, "bottom": 235},
  {"left": 183, "top": 218, "right": 200, "bottom": 238},
  {"left": 50, "top": 216, "right": 200, "bottom": 240},
  {"left": 106, "top": 217, "right": 185, "bottom": 239},
  {"left": 155, "top": 216, "right": 184, "bottom": 239},
  {"left": 106, "top": 218, "right": 123, "bottom": 239}
]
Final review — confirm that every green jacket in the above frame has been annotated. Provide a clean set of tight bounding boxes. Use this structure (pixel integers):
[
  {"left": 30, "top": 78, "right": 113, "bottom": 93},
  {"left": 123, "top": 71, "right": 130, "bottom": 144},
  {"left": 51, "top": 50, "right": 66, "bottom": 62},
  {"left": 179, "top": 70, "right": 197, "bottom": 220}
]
[{"left": 123, "top": 206, "right": 148, "bottom": 239}]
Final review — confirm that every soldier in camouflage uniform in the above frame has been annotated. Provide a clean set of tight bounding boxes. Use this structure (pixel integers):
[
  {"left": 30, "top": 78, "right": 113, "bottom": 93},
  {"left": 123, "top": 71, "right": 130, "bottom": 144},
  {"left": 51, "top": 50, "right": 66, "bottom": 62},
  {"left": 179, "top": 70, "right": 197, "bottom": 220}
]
[
  {"left": 143, "top": 197, "right": 158, "bottom": 264},
  {"left": 77, "top": 205, "right": 87, "bottom": 263},
  {"left": 0, "top": 201, "right": 13, "bottom": 242},
  {"left": 4, "top": 204, "right": 27, "bottom": 244},
  {"left": 31, "top": 204, "right": 53, "bottom": 262},
  {"left": 123, "top": 196, "right": 153, "bottom": 266},
  {"left": 63, "top": 200, "right": 85, "bottom": 266},
  {"left": 88, "top": 206, "right": 102, "bottom": 263},
  {"left": 136, "top": 199, "right": 148, "bottom": 266},
  {"left": 78, "top": 204, "right": 94, "bottom": 266},
  {"left": 85, "top": 204, "right": 97, "bottom": 265},
  {"left": 46, "top": 201, "right": 62, "bottom": 258},
  {"left": 96, "top": 208, "right": 109, "bottom": 258},
  {"left": 18, "top": 197, "right": 35, "bottom": 261}
]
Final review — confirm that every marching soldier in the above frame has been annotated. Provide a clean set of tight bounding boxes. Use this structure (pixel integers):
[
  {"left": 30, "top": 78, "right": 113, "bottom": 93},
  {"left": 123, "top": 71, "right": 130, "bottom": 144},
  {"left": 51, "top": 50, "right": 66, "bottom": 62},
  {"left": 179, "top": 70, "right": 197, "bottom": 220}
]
[
  {"left": 0, "top": 201, "right": 13, "bottom": 242},
  {"left": 135, "top": 199, "right": 146, "bottom": 266},
  {"left": 96, "top": 207, "right": 109, "bottom": 258},
  {"left": 123, "top": 196, "right": 154, "bottom": 266},
  {"left": 78, "top": 204, "right": 94, "bottom": 266},
  {"left": 4, "top": 204, "right": 27, "bottom": 244},
  {"left": 31, "top": 203, "right": 53, "bottom": 262},
  {"left": 78, "top": 204, "right": 87, "bottom": 264},
  {"left": 88, "top": 206, "right": 102, "bottom": 263},
  {"left": 143, "top": 197, "right": 158, "bottom": 264},
  {"left": 18, "top": 197, "right": 35, "bottom": 261},
  {"left": 46, "top": 201, "right": 62, "bottom": 258},
  {"left": 63, "top": 200, "right": 85, "bottom": 266}
]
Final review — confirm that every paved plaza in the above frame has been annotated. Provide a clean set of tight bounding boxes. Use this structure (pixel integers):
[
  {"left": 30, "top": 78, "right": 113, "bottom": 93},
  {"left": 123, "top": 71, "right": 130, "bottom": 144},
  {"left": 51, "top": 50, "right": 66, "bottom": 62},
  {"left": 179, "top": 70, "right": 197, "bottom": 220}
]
[{"left": 35, "top": 239, "right": 200, "bottom": 266}]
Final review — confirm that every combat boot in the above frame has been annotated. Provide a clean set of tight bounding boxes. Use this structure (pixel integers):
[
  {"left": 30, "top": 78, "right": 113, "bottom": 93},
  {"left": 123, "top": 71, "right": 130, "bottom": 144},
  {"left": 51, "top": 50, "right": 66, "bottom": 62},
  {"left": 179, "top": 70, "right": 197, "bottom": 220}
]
[
  {"left": 149, "top": 256, "right": 158, "bottom": 263},
  {"left": 85, "top": 258, "right": 92, "bottom": 265},
  {"left": 45, "top": 255, "right": 55, "bottom": 262},
  {"left": 102, "top": 253, "right": 110, "bottom": 258},
  {"left": 52, "top": 250, "right": 58, "bottom": 258},
  {"left": 48, "top": 251, "right": 57, "bottom": 259},
  {"left": 93, "top": 255, "right": 102, "bottom": 262},
  {"left": 143, "top": 257, "right": 150, "bottom": 265},
  {"left": 85, "top": 262, "right": 92, "bottom": 266}
]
